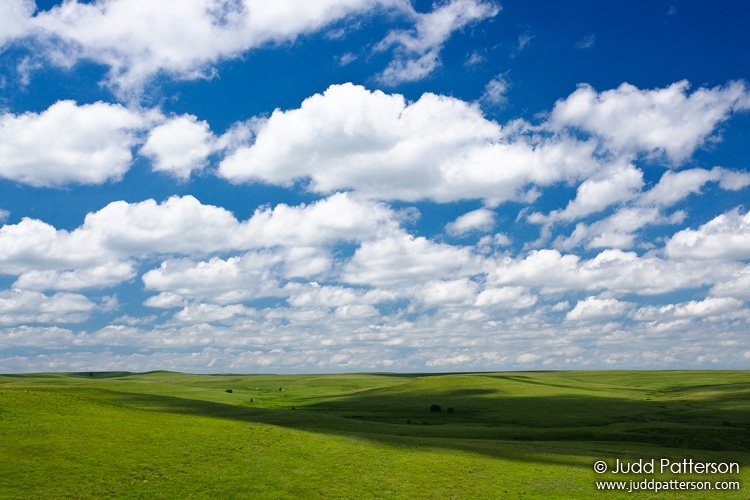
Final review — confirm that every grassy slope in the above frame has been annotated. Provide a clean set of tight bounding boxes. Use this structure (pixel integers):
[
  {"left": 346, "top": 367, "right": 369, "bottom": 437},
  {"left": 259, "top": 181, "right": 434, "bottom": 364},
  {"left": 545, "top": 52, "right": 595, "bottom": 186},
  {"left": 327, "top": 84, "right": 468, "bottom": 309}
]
[{"left": 0, "top": 371, "right": 747, "bottom": 499}]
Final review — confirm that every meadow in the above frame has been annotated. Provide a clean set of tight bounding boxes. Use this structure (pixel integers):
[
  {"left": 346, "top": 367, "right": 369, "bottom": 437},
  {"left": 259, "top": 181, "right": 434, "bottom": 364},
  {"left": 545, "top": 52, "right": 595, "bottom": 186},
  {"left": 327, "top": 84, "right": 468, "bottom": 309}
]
[{"left": 0, "top": 370, "right": 747, "bottom": 499}]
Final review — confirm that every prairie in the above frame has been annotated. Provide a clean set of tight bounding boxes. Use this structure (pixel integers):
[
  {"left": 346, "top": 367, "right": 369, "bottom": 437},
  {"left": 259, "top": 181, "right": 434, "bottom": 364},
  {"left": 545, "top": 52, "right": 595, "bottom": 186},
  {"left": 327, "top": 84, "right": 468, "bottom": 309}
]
[{"left": 0, "top": 370, "right": 747, "bottom": 498}]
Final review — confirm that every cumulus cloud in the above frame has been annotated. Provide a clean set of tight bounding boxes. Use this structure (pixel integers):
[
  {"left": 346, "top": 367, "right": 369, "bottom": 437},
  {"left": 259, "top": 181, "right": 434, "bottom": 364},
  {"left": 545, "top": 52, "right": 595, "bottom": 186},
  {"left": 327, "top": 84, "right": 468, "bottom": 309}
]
[
  {"left": 487, "top": 248, "right": 736, "bottom": 295},
  {"left": 416, "top": 278, "right": 479, "bottom": 307},
  {"left": 566, "top": 296, "right": 635, "bottom": 321},
  {"left": 375, "top": 0, "right": 500, "bottom": 85},
  {"left": 343, "top": 231, "right": 480, "bottom": 287},
  {"left": 5, "top": 0, "right": 501, "bottom": 98},
  {"left": 285, "top": 283, "right": 395, "bottom": 308},
  {"left": 474, "top": 286, "right": 537, "bottom": 309},
  {"left": 142, "top": 247, "right": 332, "bottom": 305},
  {"left": 173, "top": 303, "right": 256, "bottom": 324},
  {"left": 666, "top": 209, "right": 750, "bottom": 260},
  {"left": 533, "top": 163, "right": 644, "bottom": 223},
  {"left": 639, "top": 167, "right": 750, "bottom": 207},
  {"left": 138, "top": 113, "right": 256, "bottom": 180},
  {"left": 0, "top": 0, "right": 34, "bottom": 47},
  {"left": 633, "top": 297, "right": 744, "bottom": 321},
  {"left": 17, "top": 0, "right": 409, "bottom": 97},
  {"left": 0, "top": 100, "right": 155, "bottom": 186},
  {"left": 12, "top": 262, "right": 137, "bottom": 291},
  {"left": 0, "top": 193, "right": 398, "bottom": 281},
  {"left": 551, "top": 206, "right": 685, "bottom": 251},
  {"left": 549, "top": 80, "right": 750, "bottom": 163},
  {"left": 140, "top": 114, "right": 215, "bottom": 179},
  {"left": 533, "top": 165, "right": 750, "bottom": 251},
  {"left": 219, "top": 83, "right": 601, "bottom": 203},
  {"left": 446, "top": 208, "right": 496, "bottom": 236},
  {"left": 0, "top": 289, "right": 95, "bottom": 325},
  {"left": 710, "top": 267, "right": 750, "bottom": 300}
]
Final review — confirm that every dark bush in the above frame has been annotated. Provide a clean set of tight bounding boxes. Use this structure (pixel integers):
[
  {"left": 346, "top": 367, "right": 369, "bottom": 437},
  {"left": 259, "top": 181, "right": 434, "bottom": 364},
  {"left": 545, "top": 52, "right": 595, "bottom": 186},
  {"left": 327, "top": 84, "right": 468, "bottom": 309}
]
[
  {"left": 225, "top": 389, "right": 233, "bottom": 393},
  {"left": 430, "top": 404, "right": 441, "bottom": 412},
  {"left": 447, "top": 407, "right": 455, "bottom": 414}
]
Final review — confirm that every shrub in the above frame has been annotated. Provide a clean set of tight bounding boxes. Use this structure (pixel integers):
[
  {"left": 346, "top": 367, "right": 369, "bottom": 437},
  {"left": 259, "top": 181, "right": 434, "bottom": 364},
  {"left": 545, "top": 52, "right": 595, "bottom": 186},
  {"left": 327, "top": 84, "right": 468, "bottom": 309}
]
[
  {"left": 429, "top": 404, "right": 441, "bottom": 413},
  {"left": 447, "top": 407, "right": 455, "bottom": 414},
  {"left": 225, "top": 389, "right": 233, "bottom": 394}
]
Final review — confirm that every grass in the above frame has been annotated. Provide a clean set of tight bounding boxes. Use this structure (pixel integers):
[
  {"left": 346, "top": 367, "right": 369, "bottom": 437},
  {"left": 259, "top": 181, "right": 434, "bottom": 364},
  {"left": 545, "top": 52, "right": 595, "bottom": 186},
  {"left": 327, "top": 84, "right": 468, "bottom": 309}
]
[{"left": 0, "top": 370, "right": 747, "bottom": 498}]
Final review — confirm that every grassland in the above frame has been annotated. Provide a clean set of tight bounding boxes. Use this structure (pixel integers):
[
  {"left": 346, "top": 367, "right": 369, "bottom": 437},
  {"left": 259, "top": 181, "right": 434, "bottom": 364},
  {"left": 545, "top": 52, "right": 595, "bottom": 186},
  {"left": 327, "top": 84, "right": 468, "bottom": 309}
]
[{"left": 0, "top": 370, "right": 747, "bottom": 499}]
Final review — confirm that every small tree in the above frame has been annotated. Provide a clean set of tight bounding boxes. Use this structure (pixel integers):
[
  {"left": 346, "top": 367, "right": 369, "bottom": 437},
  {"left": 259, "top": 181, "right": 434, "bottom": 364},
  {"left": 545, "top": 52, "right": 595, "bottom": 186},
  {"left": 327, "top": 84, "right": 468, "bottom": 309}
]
[{"left": 430, "top": 404, "right": 441, "bottom": 413}]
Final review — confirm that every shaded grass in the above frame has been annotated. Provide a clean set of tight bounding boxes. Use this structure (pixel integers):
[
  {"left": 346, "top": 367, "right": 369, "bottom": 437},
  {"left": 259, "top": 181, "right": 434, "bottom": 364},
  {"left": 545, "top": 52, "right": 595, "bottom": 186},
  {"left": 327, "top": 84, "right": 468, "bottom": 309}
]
[{"left": 0, "top": 370, "right": 748, "bottom": 498}]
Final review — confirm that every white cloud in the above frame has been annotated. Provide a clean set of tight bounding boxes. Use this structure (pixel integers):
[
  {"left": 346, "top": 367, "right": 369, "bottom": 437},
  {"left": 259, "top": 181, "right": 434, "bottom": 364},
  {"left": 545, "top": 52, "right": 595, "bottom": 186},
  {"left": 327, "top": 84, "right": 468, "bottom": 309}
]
[
  {"left": 143, "top": 255, "right": 277, "bottom": 305},
  {"left": 0, "top": 193, "right": 398, "bottom": 278},
  {"left": 634, "top": 297, "right": 744, "bottom": 321},
  {"left": 0, "top": 326, "right": 83, "bottom": 349},
  {"left": 12, "top": 262, "right": 137, "bottom": 291},
  {"left": 446, "top": 208, "right": 495, "bottom": 236},
  {"left": 0, "top": 0, "right": 34, "bottom": 47},
  {"left": 551, "top": 206, "right": 679, "bottom": 250},
  {"left": 516, "top": 352, "right": 541, "bottom": 363},
  {"left": 480, "top": 73, "right": 510, "bottom": 106},
  {"left": 549, "top": 80, "right": 750, "bottom": 163},
  {"left": 536, "top": 163, "right": 644, "bottom": 222},
  {"left": 241, "top": 192, "right": 401, "bottom": 246},
  {"left": 141, "top": 247, "right": 331, "bottom": 305},
  {"left": 173, "top": 303, "right": 256, "bottom": 324},
  {"left": 285, "top": 283, "right": 394, "bottom": 308},
  {"left": 0, "top": 100, "right": 154, "bottom": 186},
  {"left": 477, "top": 233, "right": 512, "bottom": 252},
  {"left": 474, "top": 286, "right": 537, "bottom": 309},
  {"left": 143, "top": 292, "right": 186, "bottom": 309},
  {"left": 375, "top": 0, "right": 500, "bottom": 85},
  {"left": 666, "top": 208, "right": 750, "bottom": 260},
  {"left": 464, "top": 49, "right": 485, "bottom": 67},
  {"left": 536, "top": 165, "right": 750, "bottom": 250},
  {"left": 710, "top": 266, "right": 750, "bottom": 300},
  {"left": 639, "top": 167, "right": 750, "bottom": 207},
  {"left": 0, "top": 289, "right": 95, "bottom": 325},
  {"left": 488, "top": 248, "right": 736, "bottom": 295},
  {"left": 343, "top": 232, "right": 480, "bottom": 287},
  {"left": 140, "top": 114, "right": 214, "bottom": 179},
  {"left": 418, "top": 279, "right": 478, "bottom": 307},
  {"left": 566, "top": 296, "right": 634, "bottom": 321},
  {"left": 23, "top": 0, "right": 409, "bottom": 97},
  {"left": 219, "top": 83, "right": 601, "bottom": 203}
]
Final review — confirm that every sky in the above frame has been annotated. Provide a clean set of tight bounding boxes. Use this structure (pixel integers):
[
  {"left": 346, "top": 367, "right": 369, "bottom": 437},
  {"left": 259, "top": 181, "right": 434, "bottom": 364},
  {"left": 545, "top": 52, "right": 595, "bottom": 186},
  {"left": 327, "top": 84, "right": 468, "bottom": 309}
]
[{"left": 1, "top": 0, "right": 749, "bottom": 374}]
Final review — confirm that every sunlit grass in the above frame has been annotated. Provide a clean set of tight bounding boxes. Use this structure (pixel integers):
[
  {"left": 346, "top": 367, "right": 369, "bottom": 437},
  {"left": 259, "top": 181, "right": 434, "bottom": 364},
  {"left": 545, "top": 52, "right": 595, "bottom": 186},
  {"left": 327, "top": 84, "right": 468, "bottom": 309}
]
[{"left": 0, "top": 371, "right": 747, "bottom": 498}]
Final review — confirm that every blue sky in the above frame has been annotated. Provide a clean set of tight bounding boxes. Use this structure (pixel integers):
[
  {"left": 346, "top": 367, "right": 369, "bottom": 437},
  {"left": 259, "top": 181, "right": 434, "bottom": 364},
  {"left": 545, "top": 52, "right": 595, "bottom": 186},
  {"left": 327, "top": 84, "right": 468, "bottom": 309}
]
[{"left": 1, "top": 0, "right": 749, "bottom": 373}]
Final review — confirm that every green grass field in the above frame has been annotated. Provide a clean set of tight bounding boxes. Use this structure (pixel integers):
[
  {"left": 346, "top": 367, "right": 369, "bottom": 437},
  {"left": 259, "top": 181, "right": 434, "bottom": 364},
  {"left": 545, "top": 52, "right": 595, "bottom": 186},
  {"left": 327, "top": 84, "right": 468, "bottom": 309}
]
[{"left": 0, "top": 371, "right": 747, "bottom": 499}]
